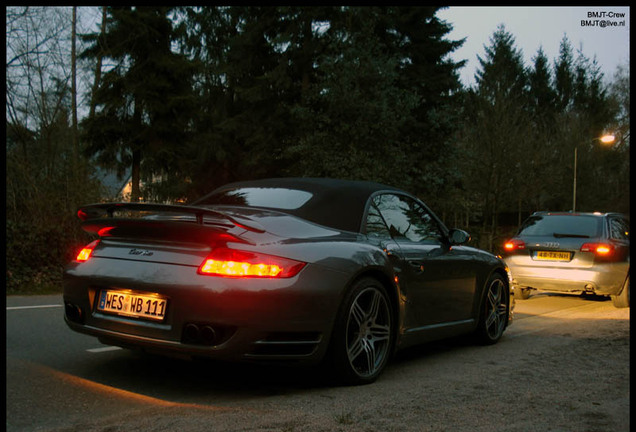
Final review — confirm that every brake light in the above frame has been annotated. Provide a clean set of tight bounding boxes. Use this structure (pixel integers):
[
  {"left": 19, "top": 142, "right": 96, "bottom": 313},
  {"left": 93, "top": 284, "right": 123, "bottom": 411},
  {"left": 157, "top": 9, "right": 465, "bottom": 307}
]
[
  {"left": 198, "top": 248, "right": 306, "bottom": 278},
  {"left": 76, "top": 240, "right": 100, "bottom": 262},
  {"left": 504, "top": 239, "right": 525, "bottom": 252},
  {"left": 580, "top": 242, "right": 613, "bottom": 255},
  {"left": 97, "top": 226, "right": 115, "bottom": 237},
  {"left": 596, "top": 245, "right": 611, "bottom": 255}
]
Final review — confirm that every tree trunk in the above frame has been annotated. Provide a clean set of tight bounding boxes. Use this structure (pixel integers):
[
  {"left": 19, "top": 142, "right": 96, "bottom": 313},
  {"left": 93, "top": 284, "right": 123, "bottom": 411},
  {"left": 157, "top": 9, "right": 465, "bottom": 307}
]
[
  {"left": 88, "top": 6, "right": 108, "bottom": 120},
  {"left": 131, "top": 94, "right": 143, "bottom": 202},
  {"left": 131, "top": 149, "right": 141, "bottom": 202},
  {"left": 71, "top": 6, "right": 79, "bottom": 179}
]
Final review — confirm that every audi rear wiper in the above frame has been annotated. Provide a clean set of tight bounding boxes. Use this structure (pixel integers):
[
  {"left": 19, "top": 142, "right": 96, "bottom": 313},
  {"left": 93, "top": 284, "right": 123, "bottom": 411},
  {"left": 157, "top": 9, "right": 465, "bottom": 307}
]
[{"left": 552, "top": 232, "right": 590, "bottom": 238}]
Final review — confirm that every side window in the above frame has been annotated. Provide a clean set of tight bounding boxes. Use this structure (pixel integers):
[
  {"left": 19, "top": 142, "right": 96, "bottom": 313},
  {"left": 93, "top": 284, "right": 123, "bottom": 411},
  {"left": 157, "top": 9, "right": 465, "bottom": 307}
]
[
  {"left": 373, "top": 194, "right": 443, "bottom": 243},
  {"left": 365, "top": 204, "right": 392, "bottom": 239},
  {"left": 609, "top": 217, "right": 630, "bottom": 240}
]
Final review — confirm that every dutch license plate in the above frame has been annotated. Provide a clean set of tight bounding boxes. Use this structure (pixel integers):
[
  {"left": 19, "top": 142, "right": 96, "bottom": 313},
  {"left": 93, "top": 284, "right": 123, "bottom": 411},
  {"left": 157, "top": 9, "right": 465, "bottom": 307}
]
[
  {"left": 98, "top": 289, "right": 167, "bottom": 321},
  {"left": 535, "top": 251, "right": 571, "bottom": 261}
]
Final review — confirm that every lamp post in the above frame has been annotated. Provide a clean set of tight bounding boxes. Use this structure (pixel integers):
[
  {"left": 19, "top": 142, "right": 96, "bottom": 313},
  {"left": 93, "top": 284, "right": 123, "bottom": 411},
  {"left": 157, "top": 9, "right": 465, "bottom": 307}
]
[{"left": 572, "top": 134, "right": 615, "bottom": 212}]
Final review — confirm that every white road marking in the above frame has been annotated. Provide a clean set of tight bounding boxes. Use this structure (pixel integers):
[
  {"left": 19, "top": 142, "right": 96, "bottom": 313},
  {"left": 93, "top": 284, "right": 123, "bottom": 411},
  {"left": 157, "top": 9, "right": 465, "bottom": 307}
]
[
  {"left": 87, "top": 346, "right": 123, "bottom": 353},
  {"left": 6, "top": 304, "right": 64, "bottom": 310},
  {"left": 6, "top": 304, "right": 123, "bottom": 354}
]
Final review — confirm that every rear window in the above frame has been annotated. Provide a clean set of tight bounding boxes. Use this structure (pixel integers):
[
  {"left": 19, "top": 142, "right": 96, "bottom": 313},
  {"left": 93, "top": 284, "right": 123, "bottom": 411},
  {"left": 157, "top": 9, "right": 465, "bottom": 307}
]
[
  {"left": 196, "top": 187, "right": 313, "bottom": 210},
  {"left": 518, "top": 215, "right": 601, "bottom": 237}
]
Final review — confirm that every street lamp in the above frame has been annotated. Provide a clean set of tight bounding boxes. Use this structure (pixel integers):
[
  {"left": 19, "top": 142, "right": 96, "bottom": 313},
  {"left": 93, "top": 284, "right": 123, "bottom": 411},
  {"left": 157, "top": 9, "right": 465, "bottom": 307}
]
[{"left": 572, "top": 134, "right": 616, "bottom": 212}]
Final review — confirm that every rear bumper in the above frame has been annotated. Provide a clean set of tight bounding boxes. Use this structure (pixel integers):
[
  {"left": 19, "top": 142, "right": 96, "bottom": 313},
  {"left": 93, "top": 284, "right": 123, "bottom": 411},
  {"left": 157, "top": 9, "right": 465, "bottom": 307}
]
[
  {"left": 506, "top": 262, "right": 628, "bottom": 296},
  {"left": 63, "top": 257, "right": 348, "bottom": 364}
]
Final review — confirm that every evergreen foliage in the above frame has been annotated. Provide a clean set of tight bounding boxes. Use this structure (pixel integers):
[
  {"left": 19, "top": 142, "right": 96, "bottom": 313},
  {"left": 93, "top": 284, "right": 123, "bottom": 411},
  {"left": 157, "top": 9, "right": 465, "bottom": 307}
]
[
  {"left": 174, "top": 6, "right": 465, "bottom": 198},
  {"left": 80, "top": 6, "right": 197, "bottom": 202}
]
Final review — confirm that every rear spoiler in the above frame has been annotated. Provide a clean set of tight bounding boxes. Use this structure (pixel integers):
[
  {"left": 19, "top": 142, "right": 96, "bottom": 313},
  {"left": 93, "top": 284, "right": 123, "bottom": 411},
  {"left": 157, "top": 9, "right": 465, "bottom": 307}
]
[{"left": 77, "top": 202, "right": 265, "bottom": 233}]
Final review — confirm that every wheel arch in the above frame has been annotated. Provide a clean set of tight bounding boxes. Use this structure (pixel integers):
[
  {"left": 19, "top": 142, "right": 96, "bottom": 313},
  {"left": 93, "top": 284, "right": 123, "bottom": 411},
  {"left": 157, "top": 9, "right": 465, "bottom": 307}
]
[
  {"left": 476, "top": 266, "right": 512, "bottom": 324},
  {"left": 354, "top": 268, "right": 399, "bottom": 311},
  {"left": 326, "top": 267, "right": 400, "bottom": 384},
  {"left": 341, "top": 267, "right": 402, "bottom": 349}
]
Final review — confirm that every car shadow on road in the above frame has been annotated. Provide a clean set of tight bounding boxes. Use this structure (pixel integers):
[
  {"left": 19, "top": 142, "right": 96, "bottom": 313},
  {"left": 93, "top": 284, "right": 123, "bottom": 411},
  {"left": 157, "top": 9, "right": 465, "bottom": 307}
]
[
  {"left": 75, "top": 333, "right": 483, "bottom": 404},
  {"left": 390, "top": 334, "right": 476, "bottom": 366},
  {"left": 80, "top": 349, "right": 336, "bottom": 401}
]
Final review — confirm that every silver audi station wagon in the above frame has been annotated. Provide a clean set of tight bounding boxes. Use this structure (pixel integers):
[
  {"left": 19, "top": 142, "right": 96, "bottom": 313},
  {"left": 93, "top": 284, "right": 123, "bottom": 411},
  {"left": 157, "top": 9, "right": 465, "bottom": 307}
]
[{"left": 503, "top": 212, "right": 629, "bottom": 308}]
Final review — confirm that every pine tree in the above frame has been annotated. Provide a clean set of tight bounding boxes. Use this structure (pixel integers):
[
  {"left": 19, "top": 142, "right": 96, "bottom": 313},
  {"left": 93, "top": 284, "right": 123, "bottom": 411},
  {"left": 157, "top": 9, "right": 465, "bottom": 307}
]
[
  {"left": 179, "top": 6, "right": 317, "bottom": 196},
  {"left": 81, "top": 6, "right": 196, "bottom": 202},
  {"left": 457, "top": 25, "right": 530, "bottom": 250},
  {"left": 285, "top": 7, "right": 418, "bottom": 186},
  {"left": 528, "top": 48, "right": 556, "bottom": 119},
  {"left": 475, "top": 25, "right": 526, "bottom": 101},
  {"left": 286, "top": 6, "right": 465, "bottom": 193},
  {"left": 523, "top": 47, "right": 562, "bottom": 211},
  {"left": 180, "top": 6, "right": 465, "bottom": 197},
  {"left": 554, "top": 35, "right": 575, "bottom": 112}
]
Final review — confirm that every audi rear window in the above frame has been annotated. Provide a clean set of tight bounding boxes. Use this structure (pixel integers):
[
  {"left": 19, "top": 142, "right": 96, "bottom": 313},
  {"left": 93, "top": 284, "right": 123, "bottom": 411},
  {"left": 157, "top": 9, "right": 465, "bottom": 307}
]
[{"left": 518, "top": 215, "right": 602, "bottom": 237}]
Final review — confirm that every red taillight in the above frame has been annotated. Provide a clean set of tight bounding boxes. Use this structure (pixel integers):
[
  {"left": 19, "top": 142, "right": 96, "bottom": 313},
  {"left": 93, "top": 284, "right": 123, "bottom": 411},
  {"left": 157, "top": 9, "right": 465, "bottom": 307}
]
[
  {"left": 76, "top": 240, "right": 100, "bottom": 262},
  {"left": 97, "top": 226, "right": 115, "bottom": 237},
  {"left": 504, "top": 239, "right": 525, "bottom": 252},
  {"left": 580, "top": 242, "right": 613, "bottom": 256},
  {"left": 198, "top": 248, "right": 306, "bottom": 278}
]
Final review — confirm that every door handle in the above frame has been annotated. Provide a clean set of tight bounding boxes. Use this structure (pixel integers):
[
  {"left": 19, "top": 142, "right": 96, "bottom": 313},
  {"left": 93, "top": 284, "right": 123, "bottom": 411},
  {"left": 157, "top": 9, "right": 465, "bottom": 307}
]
[{"left": 408, "top": 261, "right": 424, "bottom": 272}]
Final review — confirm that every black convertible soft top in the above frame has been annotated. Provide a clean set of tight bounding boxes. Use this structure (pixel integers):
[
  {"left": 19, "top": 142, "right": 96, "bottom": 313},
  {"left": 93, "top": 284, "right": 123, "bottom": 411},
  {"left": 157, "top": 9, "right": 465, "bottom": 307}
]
[{"left": 193, "top": 177, "right": 403, "bottom": 233}]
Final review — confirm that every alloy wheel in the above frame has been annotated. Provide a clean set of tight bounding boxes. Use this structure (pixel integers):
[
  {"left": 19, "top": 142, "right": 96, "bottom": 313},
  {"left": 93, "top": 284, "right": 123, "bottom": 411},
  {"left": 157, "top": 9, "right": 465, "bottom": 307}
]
[
  {"left": 345, "top": 286, "right": 392, "bottom": 378},
  {"left": 484, "top": 277, "right": 508, "bottom": 340}
]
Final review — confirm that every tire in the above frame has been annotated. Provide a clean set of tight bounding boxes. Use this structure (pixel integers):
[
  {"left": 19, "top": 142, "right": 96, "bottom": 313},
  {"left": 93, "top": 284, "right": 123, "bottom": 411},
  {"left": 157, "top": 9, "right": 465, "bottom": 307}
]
[
  {"left": 475, "top": 273, "right": 509, "bottom": 345},
  {"left": 329, "top": 277, "right": 394, "bottom": 385},
  {"left": 611, "top": 275, "right": 629, "bottom": 308},
  {"left": 515, "top": 287, "right": 531, "bottom": 300}
]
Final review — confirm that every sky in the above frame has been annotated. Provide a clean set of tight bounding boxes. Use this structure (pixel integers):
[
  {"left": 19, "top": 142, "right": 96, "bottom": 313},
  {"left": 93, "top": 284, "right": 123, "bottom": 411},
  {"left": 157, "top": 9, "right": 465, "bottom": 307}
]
[{"left": 436, "top": 6, "right": 630, "bottom": 87}]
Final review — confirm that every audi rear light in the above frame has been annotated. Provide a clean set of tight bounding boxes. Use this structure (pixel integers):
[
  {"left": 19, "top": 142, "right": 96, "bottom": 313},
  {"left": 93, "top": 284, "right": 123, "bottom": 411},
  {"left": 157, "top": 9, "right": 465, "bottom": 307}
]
[
  {"left": 580, "top": 242, "right": 613, "bottom": 256},
  {"left": 198, "top": 248, "right": 306, "bottom": 278},
  {"left": 76, "top": 240, "right": 100, "bottom": 262},
  {"left": 504, "top": 239, "right": 525, "bottom": 252}
]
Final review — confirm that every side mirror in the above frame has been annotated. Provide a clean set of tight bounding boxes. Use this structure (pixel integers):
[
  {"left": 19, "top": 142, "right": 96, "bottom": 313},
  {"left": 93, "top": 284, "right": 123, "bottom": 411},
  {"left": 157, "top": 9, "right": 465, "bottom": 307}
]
[{"left": 449, "top": 228, "right": 471, "bottom": 245}]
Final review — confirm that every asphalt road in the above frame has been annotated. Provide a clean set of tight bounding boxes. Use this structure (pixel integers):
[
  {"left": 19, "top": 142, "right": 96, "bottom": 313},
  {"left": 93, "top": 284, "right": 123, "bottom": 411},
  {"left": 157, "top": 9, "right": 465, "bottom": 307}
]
[{"left": 6, "top": 292, "right": 630, "bottom": 432}]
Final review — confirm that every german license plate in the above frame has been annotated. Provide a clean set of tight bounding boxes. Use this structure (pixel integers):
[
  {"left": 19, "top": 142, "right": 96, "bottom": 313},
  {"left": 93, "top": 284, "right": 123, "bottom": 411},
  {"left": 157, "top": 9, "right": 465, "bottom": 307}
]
[
  {"left": 98, "top": 289, "right": 167, "bottom": 321},
  {"left": 535, "top": 251, "right": 571, "bottom": 261}
]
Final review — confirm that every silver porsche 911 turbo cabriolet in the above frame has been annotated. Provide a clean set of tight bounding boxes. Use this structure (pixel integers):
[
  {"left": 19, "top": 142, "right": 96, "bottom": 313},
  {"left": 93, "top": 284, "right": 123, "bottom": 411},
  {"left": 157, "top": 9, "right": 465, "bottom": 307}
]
[{"left": 64, "top": 177, "right": 513, "bottom": 385}]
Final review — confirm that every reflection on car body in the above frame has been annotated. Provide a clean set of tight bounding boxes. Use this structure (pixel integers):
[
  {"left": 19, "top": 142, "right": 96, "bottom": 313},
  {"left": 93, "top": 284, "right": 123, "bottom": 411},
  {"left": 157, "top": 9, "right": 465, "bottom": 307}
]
[
  {"left": 64, "top": 178, "right": 513, "bottom": 385},
  {"left": 503, "top": 211, "right": 629, "bottom": 308}
]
